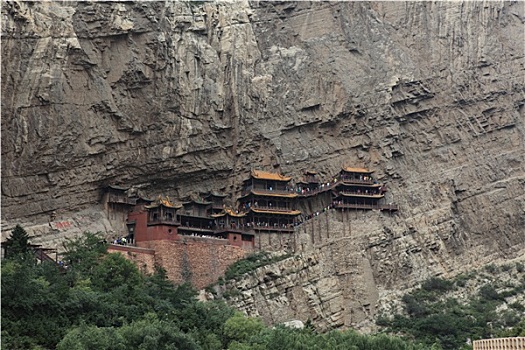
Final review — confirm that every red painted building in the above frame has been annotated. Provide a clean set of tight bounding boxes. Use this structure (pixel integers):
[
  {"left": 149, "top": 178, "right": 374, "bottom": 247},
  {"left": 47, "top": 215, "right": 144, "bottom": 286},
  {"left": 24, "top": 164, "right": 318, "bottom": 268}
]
[{"left": 127, "top": 196, "right": 181, "bottom": 242}]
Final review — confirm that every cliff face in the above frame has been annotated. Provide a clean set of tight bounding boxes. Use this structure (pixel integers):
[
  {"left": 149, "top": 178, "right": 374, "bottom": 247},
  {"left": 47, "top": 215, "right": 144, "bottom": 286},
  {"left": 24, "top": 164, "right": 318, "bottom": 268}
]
[{"left": 2, "top": 0, "right": 524, "bottom": 329}]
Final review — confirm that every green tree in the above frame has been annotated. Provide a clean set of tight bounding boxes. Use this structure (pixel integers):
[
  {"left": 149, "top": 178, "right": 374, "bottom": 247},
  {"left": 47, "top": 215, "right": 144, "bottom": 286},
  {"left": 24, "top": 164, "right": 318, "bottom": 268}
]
[
  {"left": 56, "top": 323, "right": 125, "bottom": 350},
  {"left": 224, "top": 313, "right": 265, "bottom": 345},
  {"left": 91, "top": 253, "right": 142, "bottom": 292},
  {"left": 4, "top": 224, "right": 32, "bottom": 260},
  {"left": 57, "top": 316, "right": 202, "bottom": 350},
  {"left": 62, "top": 232, "right": 108, "bottom": 276}
]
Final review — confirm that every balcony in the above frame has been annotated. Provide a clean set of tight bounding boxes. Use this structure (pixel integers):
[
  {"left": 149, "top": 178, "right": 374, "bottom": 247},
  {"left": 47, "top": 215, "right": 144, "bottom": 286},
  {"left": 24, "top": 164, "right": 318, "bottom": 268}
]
[
  {"left": 333, "top": 203, "right": 398, "bottom": 211},
  {"left": 241, "top": 185, "right": 296, "bottom": 197},
  {"left": 249, "top": 226, "right": 294, "bottom": 233},
  {"left": 338, "top": 176, "right": 375, "bottom": 185},
  {"left": 338, "top": 190, "right": 384, "bottom": 198}
]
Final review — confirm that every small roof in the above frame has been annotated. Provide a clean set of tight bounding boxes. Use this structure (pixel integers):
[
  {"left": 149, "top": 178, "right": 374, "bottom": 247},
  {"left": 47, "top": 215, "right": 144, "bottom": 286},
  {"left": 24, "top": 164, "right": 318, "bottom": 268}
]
[
  {"left": 204, "top": 191, "right": 227, "bottom": 198},
  {"left": 339, "top": 193, "right": 384, "bottom": 198},
  {"left": 341, "top": 167, "right": 373, "bottom": 174},
  {"left": 305, "top": 170, "right": 317, "bottom": 175},
  {"left": 107, "top": 184, "right": 129, "bottom": 191},
  {"left": 212, "top": 208, "right": 246, "bottom": 218},
  {"left": 135, "top": 196, "right": 154, "bottom": 203},
  {"left": 250, "top": 208, "right": 301, "bottom": 216},
  {"left": 251, "top": 190, "right": 297, "bottom": 198},
  {"left": 145, "top": 195, "right": 182, "bottom": 209},
  {"left": 183, "top": 199, "right": 212, "bottom": 206},
  {"left": 251, "top": 170, "right": 291, "bottom": 182},
  {"left": 224, "top": 208, "right": 246, "bottom": 217}
]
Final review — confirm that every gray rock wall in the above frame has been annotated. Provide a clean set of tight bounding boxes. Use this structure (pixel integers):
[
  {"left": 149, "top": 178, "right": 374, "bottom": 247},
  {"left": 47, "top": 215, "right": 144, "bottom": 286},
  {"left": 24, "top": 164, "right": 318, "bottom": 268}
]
[{"left": 2, "top": 0, "right": 524, "bottom": 329}]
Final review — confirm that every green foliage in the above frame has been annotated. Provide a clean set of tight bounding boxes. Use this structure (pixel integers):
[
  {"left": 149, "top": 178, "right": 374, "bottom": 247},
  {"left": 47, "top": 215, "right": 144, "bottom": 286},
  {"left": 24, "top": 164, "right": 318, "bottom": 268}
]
[
  {"left": 91, "top": 253, "right": 143, "bottom": 292},
  {"left": 421, "top": 277, "right": 454, "bottom": 293},
  {"left": 378, "top": 274, "right": 525, "bottom": 350},
  {"left": 516, "top": 262, "right": 524, "bottom": 273},
  {"left": 1, "top": 231, "right": 438, "bottom": 350},
  {"left": 57, "top": 316, "right": 201, "bottom": 350},
  {"left": 62, "top": 231, "right": 108, "bottom": 276},
  {"left": 224, "top": 252, "right": 290, "bottom": 281},
  {"left": 4, "top": 224, "right": 32, "bottom": 260},
  {"left": 232, "top": 326, "right": 432, "bottom": 350},
  {"left": 224, "top": 313, "right": 265, "bottom": 344}
]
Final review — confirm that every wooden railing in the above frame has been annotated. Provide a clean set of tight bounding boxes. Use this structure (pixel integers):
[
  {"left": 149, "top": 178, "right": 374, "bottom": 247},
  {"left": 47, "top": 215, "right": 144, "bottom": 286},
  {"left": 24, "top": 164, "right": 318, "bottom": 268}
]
[
  {"left": 333, "top": 203, "right": 398, "bottom": 211},
  {"left": 473, "top": 337, "right": 525, "bottom": 350},
  {"left": 242, "top": 187, "right": 296, "bottom": 197},
  {"left": 250, "top": 205, "right": 294, "bottom": 212},
  {"left": 338, "top": 177, "right": 375, "bottom": 185},
  {"left": 338, "top": 191, "right": 383, "bottom": 197},
  {"left": 250, "top": 226, "right": 294, "bottom": 233}
]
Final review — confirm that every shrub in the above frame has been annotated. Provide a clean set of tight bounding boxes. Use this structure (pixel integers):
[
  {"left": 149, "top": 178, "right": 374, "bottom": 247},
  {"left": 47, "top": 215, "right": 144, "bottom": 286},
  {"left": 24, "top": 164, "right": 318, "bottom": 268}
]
[
  {"left": 516, "top": 262, "right": 524, "bottom": 273},
  {"left": 421, "top": 277, "right": 454, "bottom": 294},
  {"left": 224, "top": 252, "right": 290, "bottom": 281}
]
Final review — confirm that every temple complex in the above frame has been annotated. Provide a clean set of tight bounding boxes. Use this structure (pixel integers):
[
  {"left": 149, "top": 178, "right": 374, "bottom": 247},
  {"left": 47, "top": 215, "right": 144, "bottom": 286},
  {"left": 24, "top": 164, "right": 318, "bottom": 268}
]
[
  {"left": 296, "top": 170, "right": 321, "bottom": 194},
  {"left": 237, "top": 170, "right": 301, "bottom": 235},
  {"left": 127, "top": 196, "right": 178, "bottom": 243},
  {"left": 112, "top": 166, "right": 397, "bottom": 251},
  {"left": 203, "top": 192, "right": 227, "bottom": 215},
  {"left": 104, "top": 165, "right": 397, "bottom": 286},
  {"left": 212, "top": 209, "right": 254, "bottom": 250},
  {"left": 333, "top": 167, "right": 397, "bottom": 212}
]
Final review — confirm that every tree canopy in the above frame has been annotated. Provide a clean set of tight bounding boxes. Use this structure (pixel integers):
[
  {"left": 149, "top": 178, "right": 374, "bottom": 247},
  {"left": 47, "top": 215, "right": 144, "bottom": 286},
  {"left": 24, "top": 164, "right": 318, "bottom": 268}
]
[{"left": 1, "top": 229, "right": 439, "bottom": 350}]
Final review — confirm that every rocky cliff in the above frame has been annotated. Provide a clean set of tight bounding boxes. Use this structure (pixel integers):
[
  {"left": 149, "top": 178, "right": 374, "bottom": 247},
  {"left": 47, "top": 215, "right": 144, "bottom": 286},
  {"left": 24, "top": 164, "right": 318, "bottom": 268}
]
[{"left": 2, "top": 0, "right": 524, "bottom": 330}]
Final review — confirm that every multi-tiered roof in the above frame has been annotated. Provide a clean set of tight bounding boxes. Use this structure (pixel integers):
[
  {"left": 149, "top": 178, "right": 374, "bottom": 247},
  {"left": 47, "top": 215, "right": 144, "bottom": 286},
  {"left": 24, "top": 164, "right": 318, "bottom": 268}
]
[
  {"left": 238, "top": 170, "right": 301, "bottom": 233},
  {"left": 333, "top": 167, "right": 392, "bottom": 210}
]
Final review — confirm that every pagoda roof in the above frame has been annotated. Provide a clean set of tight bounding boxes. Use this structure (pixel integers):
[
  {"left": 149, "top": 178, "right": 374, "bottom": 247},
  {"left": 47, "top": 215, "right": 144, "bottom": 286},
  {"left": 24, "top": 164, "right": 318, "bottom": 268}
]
[
  {"left": 250, "top": 208, "right": 301, "bottom": 216},
  {"left": 136, "top": 196, "right": 155, "bottom": 203},
  {"left": 338, "top": 193, "right": 384, "bottom": 199},
  {"left": 297, "top": 179, "right": 320, "bottom": 184},
  {"left": 250, "top": 170, "right": 291, "bottom": 182},
  {"left": 107, "top": 184, "right": 129, "bottom": 191},
  {"left": 212, "top": 208, "right": 246, "bottom": 218},
  {"left": 183, "top": 199, "right": 212, "bottom": 206},
  {"left": 239, "top": 190, "right": 298, "bottom": 199},
  {"left": 341, "top": 167, "right": 373, "bottom": 174},
  {"left": 336, "top": 182, "right": 381, "bottom": 188},
  {"left": 251, "top": 190, "right": 297, "bottom": 198},
  {"left": 145, "top": 196, "right": 182, "bottom": 209},
  {"left": 204, "top": 191, "right": 227, "bottom": 198}
]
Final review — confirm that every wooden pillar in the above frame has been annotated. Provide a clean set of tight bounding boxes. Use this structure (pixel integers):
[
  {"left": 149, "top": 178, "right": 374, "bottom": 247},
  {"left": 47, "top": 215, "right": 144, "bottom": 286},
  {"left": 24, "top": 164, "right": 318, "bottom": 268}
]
[
  {"left": 318, "top": 213, "right": 322, "bottom": 244},
  {"left": 326, "top": 210, "right": 330, "bottom": 239},
  {"left": 342, "top": 207, "right": 345, "bottom": 238},
  {"left": 292, "top": 224, "right": 297, "bottom": 254},
  {"left": 311, "top": 214, "right": 315, "bottom": 245},
  {"left": 279, "top": 218, "right": 282, "bottom": 249}
]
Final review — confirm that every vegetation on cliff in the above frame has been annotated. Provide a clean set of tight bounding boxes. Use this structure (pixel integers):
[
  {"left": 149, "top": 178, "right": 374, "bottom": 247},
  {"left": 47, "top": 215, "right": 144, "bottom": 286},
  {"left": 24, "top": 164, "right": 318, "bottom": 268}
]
[
  {"left": 2, "top": 227, "right": 434, "bottom": 350},
  {"left": 377, "top": 272, "right": 525, "bottom": 350}
]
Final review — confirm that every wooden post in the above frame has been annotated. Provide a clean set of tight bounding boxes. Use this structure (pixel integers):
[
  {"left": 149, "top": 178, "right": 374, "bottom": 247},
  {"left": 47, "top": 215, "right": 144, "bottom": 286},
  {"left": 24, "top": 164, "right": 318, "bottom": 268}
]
[
  {"left": 326, "top": 209, "right": 330, "bottom": 240},
  {"left": 311, "top": 214, "right": 315, "bottom": 245},
  {"left": 318, "top": 214, "right": 322, "bottom": 244}
]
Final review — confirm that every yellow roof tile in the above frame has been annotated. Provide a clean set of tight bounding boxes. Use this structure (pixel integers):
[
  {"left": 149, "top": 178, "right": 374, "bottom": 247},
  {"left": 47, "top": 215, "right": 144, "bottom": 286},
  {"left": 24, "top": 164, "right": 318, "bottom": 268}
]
[
  {"left": 224, "top": 208, "right": 246, "bottom": 217},
  {"left": 251, "top": 170, "right": 291, "bottom": 181},
  {"left": 250, "top": 190, "right": 298, "bottom": 198},
  {"left": 145, "top": 195, "right": 182, "bottom": 209},
  {"left": 339, "top": 193, "right": 384, "bottom": 199},
  {"left": 250, "top": 208, "right": 301, "bottom": 216},
  {"left": 342, "top": 167, "right": 373, "bottom": 174}
]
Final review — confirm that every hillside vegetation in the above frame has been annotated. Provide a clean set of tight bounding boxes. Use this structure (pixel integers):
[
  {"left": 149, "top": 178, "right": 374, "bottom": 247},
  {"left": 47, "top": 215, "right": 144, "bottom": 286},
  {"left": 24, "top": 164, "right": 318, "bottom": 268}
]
[{"left": 2, "top": 226, "right": 435, "bottom": 350}]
